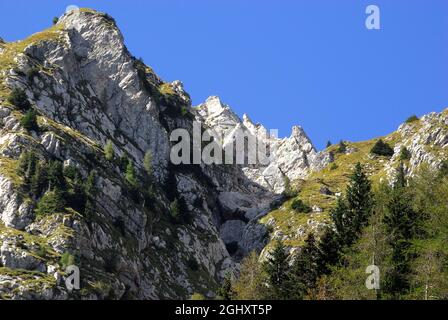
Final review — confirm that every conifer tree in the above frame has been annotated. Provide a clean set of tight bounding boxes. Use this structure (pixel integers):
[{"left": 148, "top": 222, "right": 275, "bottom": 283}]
[
  {"left": 217, "top": 272, "right": 234, "bottom": 300},
  {"left": 125, "top": 162, "right": 138, "bottom": 188},
  {"left": 346, "top": 162, "right": 373, "bottom": 231},
  {"left": 318, "top": 227, "right": 341, "bottom": 274},
  {"left": 232, "top": 251, "right": 266, "bottom": 300},
  {"left": 143, "top": 150, "right": 153, "bottom": 177},
  {"left": 264, "top": 240, "right": 291, "bottom": 299},
  {"left": 104, "top": 140, "right": 114, "bottom": 161},
  {"left": 383, "top": 170, "right": 418, "bottom": 298},
  {"left": 290, "top": 234, "right": 321, "bottom": 299}
]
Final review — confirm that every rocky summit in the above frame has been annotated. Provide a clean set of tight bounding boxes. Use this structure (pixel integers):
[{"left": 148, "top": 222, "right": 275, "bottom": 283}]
[{"left": 0, "top": 9, "right": 447, "bottom": 300}]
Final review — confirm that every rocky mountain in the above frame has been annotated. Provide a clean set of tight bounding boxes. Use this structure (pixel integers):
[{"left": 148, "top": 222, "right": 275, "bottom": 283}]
[
  {"left": 0, "top": 8, "right": 447, "bottom": 300},
  {"left": 194, "top": 96, "right": 331, "bottom": 193},
  {"left": 0, "top": 9, "right": 279, "bottom": 299}
]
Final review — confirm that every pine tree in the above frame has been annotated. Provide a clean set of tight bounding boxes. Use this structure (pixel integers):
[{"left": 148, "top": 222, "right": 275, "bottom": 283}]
[
  {"left": 383, "top": 169, "right": 418, "bottom": 298},
  {"left": 17, "top": 150, "right": 37, "bottom": 185},
  {"left": 31, "top": 161, "right": 48, "bottom": 197},
  {"left": 318, "top": 227, "right": 342, "bottom": 274},
  {"left": 143, "top": 150, "right": 153, "bottom": 177},
  {"left": 104, "top": 140, "right": 114, "bottom": 161},
  {"left": 8, "top": 88, "right": 31, "bottom": 110},
  {"left": 20, "top": 109, "right": 39, "bottom": 132},
  {"left": 35, "top": 190, "right": 66, "bottom": 218},
  {"left": 370, "top": 139, "right": 394, "bottom": 157},
  {"left": 330, "top": 196, "right": 354, "bottom": 246},
  {"left": 290, "top": 234, "right": 321, "bottom": 299},
  {"left": 84, "top": 170, "right": 97, "bottom": 197},
  {"left": 217, "top": 272, "right": 234, "bottom": 300},
  {"left": 346, "top": 162, "right": 373, "bottom": 231},
  {"left": 47, "top": 161, "right": 66, "bottom": 191},
  {"left": 125, "top": 162, "right": 138, "bottom": 188},
  {"left": 263, "top": 240, "right": 291, "bottom": 299},
  {"left": 338, "top": 140, "right": 347, "bottom": 153},
  {"left": 326, "top": 141, "right": 332, "bottom": 148}
]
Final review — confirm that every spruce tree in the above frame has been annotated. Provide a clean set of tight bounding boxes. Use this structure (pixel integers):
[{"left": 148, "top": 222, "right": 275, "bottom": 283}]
[
  {"left": 346, "top": 162, "right": 373, "bottom": 231},
  {"left": 290, "top": 234, "right": 321, "bottom": 299},
  {"left": 31, "top": 161, "right": 48, "bottom": 197},
  {"left": 47, "top": 161, "right": 66, "bottom": 191},
  {"left": 125, "top": 162, "right": 138, "bottom": 188},
  {"left": 330, "top": 196, "right": 354, "bottom": 246},
  {"left": 263, "top": 240, "right": 291, "bottom": 299},
  {"left": 383, "top": 170, "right": 418, "bottom": 298},
  {"left": 217, "top": 272, "right": 234, "bottom": 300},
  {"left": 104, "top": 140, "right": 114, "bottom": 161},
  {"left": 318, "top": 227, "right": 342, "bottom": 274},
  {"left": 143, "top": 150, "right": 153, "bottom": 177},
  {"left": 20, "top": 109, "right": 38, "bottom": 132}
]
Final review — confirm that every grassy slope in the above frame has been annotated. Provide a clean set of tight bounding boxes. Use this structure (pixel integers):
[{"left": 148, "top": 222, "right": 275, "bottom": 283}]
[{"left": 259, "top": 119, "right": 431, "bottom": 251}]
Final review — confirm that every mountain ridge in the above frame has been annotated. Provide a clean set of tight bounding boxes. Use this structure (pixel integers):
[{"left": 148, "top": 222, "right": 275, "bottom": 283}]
[{"left": 0, "top": 8, "right": 447, "bottom": 300}]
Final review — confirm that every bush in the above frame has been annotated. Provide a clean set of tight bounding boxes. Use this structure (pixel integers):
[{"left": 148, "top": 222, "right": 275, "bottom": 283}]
[
  {"left": 20, "top": 109, "right": 39, "bottom": 131},
  {"left": 186, "top": 257, "right": 200, "bottom": 271},
  {"left": 326, "top": 141, "right": 332, "bottom": 148},
  {"left": 60, "top": 252, "right": 75, "bottom": 268},
  {"left": 330, "top": 163, "right": 338, "bottom": 171},
  {"left": 405, "top": 115, "right": 419, "bottom": 124},
  {"left": 8, "top": 88, "right": 31, "bottom": 110},
  {"left": 370, "top": 139, "right": 394, "bottom": 157},
  {"left": 170, "top": 199, "right": 180, "bottom": 220},
  {"left": 190, "top": 293, "right": 206, "bottom": 300},
  {"left": 35, "top": 190, "right": 66, "bottom": 218},
  {"left": 291, "top": 199, "right": 312, "bottom": 213},
  {"left": 52, "top": 17, "right": 59, "bottom": 25},
  {"left": 27, "top": 68, "right": 40, "bottom": 81},
  {"left": 104, "top": 140, "right": 114, "bottom": 161},
  {"left": 399, "top": 146, "right": 412, "bottom": 161},
  {"left": 338, "top": 141, "right": 347, "bottom": 154}
]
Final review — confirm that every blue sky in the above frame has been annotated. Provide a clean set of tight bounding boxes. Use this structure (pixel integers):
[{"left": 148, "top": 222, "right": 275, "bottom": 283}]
[{"left": 1, "top": 0, "right": 447, "bottom": 149}]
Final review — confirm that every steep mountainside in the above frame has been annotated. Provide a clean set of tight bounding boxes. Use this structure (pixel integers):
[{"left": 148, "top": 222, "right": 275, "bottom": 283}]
[
  {"left": 259, "top": 109, "right": 448, "bottom": 255},
  {"left": 0, "top": 8, "right": 446, "bottom": 300},
  {"left": 0, "top": 9, "right": 280, "bottom": 299}
]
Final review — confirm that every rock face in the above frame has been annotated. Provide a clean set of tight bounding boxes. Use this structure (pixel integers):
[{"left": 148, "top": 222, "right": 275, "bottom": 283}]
[
  {"left": 0, "top": 9, "right": 274, "bottom": 299},
  {"left": 194, "top": 97, "right": 331, "bottom": 193},
  {"left": 384, "top": 110, "right": 448, "bottom": 181},
  {"left": 1, "top": 8, "right": 446, "bottom": 301}
]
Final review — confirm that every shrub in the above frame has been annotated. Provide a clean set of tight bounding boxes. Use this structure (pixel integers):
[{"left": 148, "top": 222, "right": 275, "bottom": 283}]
[
  {"left": 20, "top": 109, "right": 39, "bottom": 131},
  {"left": 338, "top": 140, "right": 347, "bottom": 154},
  {"left": 125, "top": 162, "right": 138, "bottom": 188},
  {"left": 52, "top": 17, "right": 59, "bottom": 25},
  {"left": 104, "top": 140, "right": 114, "bottom": 161},
  {"left": 8, "top": 88, "right": 31, "bottom": 110},
  {"left": 190, "top": 293, "right": 206, "bottom": 300},
  {"left": 35, "top": 190, "right": 66, "bottom": 218},
  {"left": 330, "top": 163, "right": 338, "bottom": 171},
  {"left": 63, "top": 165, "right": 79, "bottom": 180},
  {"left": 143, "top": 150, "right": 153, "bottom": 177},
  {"left": 27, "top": 68, "right": 40, "bottom": 81},
  {"left": 326, "top": 141, "right": 332, "bottom": 148},
  {"left": 399, "top": 146, "right": 412, "bottom": 161},
  {"left": 405, "top": 115, "right": 419, "bottom": 124},
  {"left": 170, "top": 199, "right": 180, "bottom": 220},
  {"left": 291, "top": 199, "right": 312, "bottom": 213},
  {"left": 370, "top": 139, "right": 394, "bottom": 157},
  {"left": 60, "top": 252, "right": 75, "bottom": 268},
  {"left": 187, "top": 257, "right": 200, "bottom": 271}
]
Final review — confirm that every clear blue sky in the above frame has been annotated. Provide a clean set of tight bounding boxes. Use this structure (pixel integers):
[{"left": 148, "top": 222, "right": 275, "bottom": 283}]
[{"left": 1, "top": 0, "right": 447, "bottom": 149}]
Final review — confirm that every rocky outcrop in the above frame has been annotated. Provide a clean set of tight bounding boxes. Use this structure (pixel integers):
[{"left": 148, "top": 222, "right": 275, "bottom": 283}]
[
  {"left": 0, "top": 9, "right": 274, "bottom": 299},
  {"left": 194, "top": 97, "right": 330, "bottom": 193},
  {"left": 385, "top": 110, "right": 448, "bottom": 180}
]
